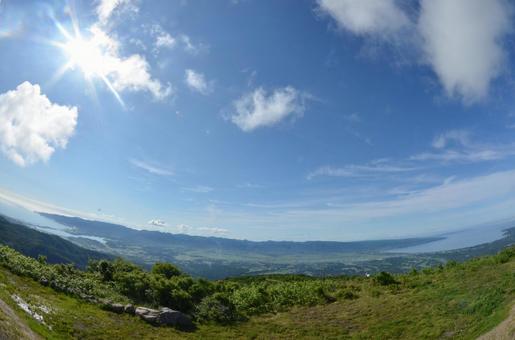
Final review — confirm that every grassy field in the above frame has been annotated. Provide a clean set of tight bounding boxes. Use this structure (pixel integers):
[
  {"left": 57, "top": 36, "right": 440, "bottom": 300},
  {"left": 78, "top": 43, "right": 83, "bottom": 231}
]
[{"left": 0, "top": 247, "right": 513, "bottom": 339}]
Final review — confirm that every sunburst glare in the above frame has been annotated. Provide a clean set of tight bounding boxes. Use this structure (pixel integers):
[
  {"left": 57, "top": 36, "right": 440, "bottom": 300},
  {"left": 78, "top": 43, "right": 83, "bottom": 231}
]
[{"left": 50, "top": 18, "right": 124, "bottom": 106}]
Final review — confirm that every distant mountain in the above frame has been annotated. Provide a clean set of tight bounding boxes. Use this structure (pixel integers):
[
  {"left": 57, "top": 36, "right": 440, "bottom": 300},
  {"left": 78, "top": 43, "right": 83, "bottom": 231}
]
[
  {"left": 40, "top": 213, "right": 442, "bottom": 254},
  {"left": 38, "top": 213, "right": 448, "bottom": 277},
  {"left": 37, "top": 213, "right": 515, "bottom": 279},
  {"left": 0, "top": 215, "right": 111, "bottom": 268}
]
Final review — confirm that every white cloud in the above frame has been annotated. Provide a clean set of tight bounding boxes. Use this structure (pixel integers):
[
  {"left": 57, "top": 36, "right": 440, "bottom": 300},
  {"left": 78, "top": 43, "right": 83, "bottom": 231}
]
[
  {"left": 86, "top": 3, "right": 172, "bottom": 101},
  {"left": 155, "top": 32, "right": 175, "bottom": 49},
  {"left": 411, "top": 147, "right": 515, "bottom": 163},
  {"left": 308, "top": 161, "right": 417, "bottom": 180},
  {"left": 96, "top": 0, "right": 138, "bottom": 24},
  {"left": 418, "top": 0, "right": 512, "bottom": 103},
  {"left": 0, "top": 82, "right": 77, "bottom": 166},
  {"left": 148, "top": 24, "right": 175, "bottom": 50},
  {"left": 431, "top": 129, "right": 470, "bottom": 149},
  {"left": 317, "top": 0, "right": 410, "bottom": 37},
  {"left": 84, "top": 25, "right": 172, "bottom": 101},
  {"left": 130, "top": 159, "right": 174, "bottom": 176},
  {"left": 317, "top": 0, "right": 514, "bottom": 104},
  {"left": 180, "top": 34, "right": 206, "bottom": 55},
  {"left": 184, "top": 69, "right": 211, "bottom": 95},
  {"left": 183, "top": 185, "right": 214, "bottom": 193},
  {"left": 197, "top": 226, "right": 229, "bottom": 235},
  {"left": 148, "top": 219, "right": 167, "bottom": 227},
  {"left": 231, "top": 86, "right": 306, "bottom": 132},
  {"left": 412, "top": 130, "right": 515, "bottom": 163},
  {"left": 343, "top": 112, "right": 361, "bottom": 123}
]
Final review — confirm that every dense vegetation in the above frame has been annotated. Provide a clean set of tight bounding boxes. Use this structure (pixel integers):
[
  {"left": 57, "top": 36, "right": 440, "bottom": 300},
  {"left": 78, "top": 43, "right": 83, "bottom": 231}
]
[
  {"left": 0, "top": 215, "right": 111, "bottom": 268},
  {"left": 0, "top": 245, "right": 344, "bottom": 323},
  {"left": 0, "top": 245, "right": 513, "bottom": 338}
]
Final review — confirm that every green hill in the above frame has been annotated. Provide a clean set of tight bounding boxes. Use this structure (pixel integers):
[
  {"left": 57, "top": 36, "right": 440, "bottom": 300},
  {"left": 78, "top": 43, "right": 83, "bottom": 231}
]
[
  {"left": 0, "top": 215, "right": 111, "bottom": 268},
  {"left": 0, "top": 244, "right": 513, "bottom": 339}
]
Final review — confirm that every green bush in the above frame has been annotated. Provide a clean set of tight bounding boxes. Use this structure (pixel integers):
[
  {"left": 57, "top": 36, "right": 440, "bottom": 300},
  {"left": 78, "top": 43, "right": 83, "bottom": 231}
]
[
  {"left": 151, "top": 262, "right": 182, "bottom": 279},
  {"left": 374, "top": 271, "right": 398, "bottom": 286},
  {"left": 195, "top": 293, "right": 243, "bottom": 324}
]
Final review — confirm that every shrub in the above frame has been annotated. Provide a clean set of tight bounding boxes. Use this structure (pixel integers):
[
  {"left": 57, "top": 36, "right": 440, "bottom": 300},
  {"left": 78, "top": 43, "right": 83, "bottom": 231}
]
[
  {"left": 195, "top": 293, "right": 243, "bottom": 324},
  {"left": 151, "top": 262, "right": 182, "bottom": 279},
  {"left": 374, "top": 271, "right": 398, "bottom": 286}
]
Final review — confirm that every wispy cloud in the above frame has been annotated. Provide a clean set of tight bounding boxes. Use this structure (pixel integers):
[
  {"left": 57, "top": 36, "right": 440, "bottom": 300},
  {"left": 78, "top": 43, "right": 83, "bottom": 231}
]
[
  {"left": 130, "top": 159, "right": 174, "bottom": 176},
  {"left": 197, "top": 226, "right": 229, "bottom": 235},
  {"left": 343, "top": 112, "right": 361, "bottom": 123},
  {"left": 180, "top": 34, "right": 207, "bottom": 55},
  {"left": 184, "top": 69, "right": 212, "bottom": 95},
  {"left": 308, "top": 160, "right": 418, "bottom": 180},
  {"left": 183, "top": 185, "right": 214, "bottom": 193},
  {"left": 412, "top": 129, "right": 515, "bottom": 163}
]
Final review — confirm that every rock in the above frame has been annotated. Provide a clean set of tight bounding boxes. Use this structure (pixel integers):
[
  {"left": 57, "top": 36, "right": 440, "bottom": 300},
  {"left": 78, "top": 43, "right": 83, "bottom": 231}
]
[
  {"left": 135, "top": 307, "right": 159, "bottom": 324},
  {"left": 124, "top": 304, "right": 135, "bottom": 315},
  {"left": 39, "top": 277, "right": 49, "bottom": 286},
  {"left": 157, "top": 307, "right": 193, "bottom": 328},
  {"left": 135, "top": 306, "right": 193, "bottom": 329},
  {"left": 110, "top": 303, "right": 125, "bottom": 314},
  {"left": 102, "top": 302, "right": 124, "bottom": 314}
]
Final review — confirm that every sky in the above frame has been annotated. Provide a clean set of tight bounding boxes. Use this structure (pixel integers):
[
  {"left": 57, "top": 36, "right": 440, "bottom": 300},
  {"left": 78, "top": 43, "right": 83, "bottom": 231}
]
[{"left": 1, "top": 0, "right": 515, "bottom": 241}]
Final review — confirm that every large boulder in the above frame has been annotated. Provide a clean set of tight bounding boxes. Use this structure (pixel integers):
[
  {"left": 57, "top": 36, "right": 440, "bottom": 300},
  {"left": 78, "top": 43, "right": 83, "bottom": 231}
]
[
  {"left": 135, "top": 307, "right": 159, "bottom": 324},
  {"left": 135, "top": 306, "right": 193, "bottom": 329},
  {"left": 157, "top": 307, "right": 193, "bottom": 328}
]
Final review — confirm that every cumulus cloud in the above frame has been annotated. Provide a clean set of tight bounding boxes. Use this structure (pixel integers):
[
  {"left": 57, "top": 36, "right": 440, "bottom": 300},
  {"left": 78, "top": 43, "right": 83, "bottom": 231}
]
[
  {"left": 90, "top": 3, "right": 171, "bottom": 101},
  {"left": 317, "top": 0, "right": 410, "bottom": 37},
  {"left": 148, "top": 219, "right": 167, "bottom": 227},
  {"left": 418, "top": 0, "right": 512, "bottom": 103},
  {"left": 317, "top": 0, "right": 514, "bottom": 104},
  {"left": 231, "top": 86, "right": 306, "bottom": 132},
  {"left": 155, "top": 32, "right": 175, "bottom": 49},
  {"left": 96, "top": 0, "right": 138, "bottom": 24},
  {"left": 148, "top": 24, "right": 175, "bottom": 50},
  {"left": 184, "top": 69, "right": 211, "bottom": 95},
  {"left": 0, "top": 82, "right": 78, "bottom": 166}
]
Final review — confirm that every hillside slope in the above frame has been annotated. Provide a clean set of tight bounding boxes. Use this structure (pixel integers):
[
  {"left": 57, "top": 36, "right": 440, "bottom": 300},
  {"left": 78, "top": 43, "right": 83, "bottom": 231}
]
[
  {"left": 0, "top": 215, "right": 111, "bottom": 268},
  {"left": 0, "top": 246, "right": 513, "bottom": 339}
]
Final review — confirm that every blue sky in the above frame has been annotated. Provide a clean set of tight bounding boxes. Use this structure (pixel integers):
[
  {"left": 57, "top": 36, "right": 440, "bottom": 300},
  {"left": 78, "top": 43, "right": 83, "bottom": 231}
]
[{"left": 1, "top": 0, "right": 515, "bottom": 241}]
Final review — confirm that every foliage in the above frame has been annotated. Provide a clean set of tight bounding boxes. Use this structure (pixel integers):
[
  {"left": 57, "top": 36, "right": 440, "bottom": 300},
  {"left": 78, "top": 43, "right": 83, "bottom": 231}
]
[
  {"left": 375, "top": 271, "right": 398, "bottom": 286},
  {"left": 1, "top": 241, "right": 515, "bottom": 336},
  {"left": 152, "top": 262, "right": 182, "bottom": 279},
  {"left": 0, "top": 245, "right": 513, "bottom": 339},
  {"left": 195, "top": 293, "right": 243, "bottom": 324}
]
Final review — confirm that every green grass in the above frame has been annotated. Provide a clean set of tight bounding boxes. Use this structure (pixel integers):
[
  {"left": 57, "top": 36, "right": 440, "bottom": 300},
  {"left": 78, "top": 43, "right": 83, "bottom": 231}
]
[{"left": 0, "top": 247, "right": 513, "bottom": 339}]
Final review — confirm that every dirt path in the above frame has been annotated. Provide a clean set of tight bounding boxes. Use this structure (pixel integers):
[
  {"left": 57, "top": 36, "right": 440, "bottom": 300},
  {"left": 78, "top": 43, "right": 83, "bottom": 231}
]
[
  {"left": 477, "top": 304, "right": 515, "bottom": 340},
  {"left": 0, "top": 297, "right": 41, "bottom": 340}
]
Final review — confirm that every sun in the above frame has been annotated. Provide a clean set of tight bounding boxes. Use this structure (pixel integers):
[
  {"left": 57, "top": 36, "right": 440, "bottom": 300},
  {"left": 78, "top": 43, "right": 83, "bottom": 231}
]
[
  {"left": 63, "top": 37, "right": 106, "bottom": 78},
  {"left": 50, "top": 19, "right": 124, "bottom": 106}
]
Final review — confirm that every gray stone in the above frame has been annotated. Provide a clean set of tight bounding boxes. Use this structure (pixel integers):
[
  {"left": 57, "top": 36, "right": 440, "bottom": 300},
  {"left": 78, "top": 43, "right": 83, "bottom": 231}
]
[
  {"left": 108, "top": 303, "right": 125, "bottom": 314},
  {"left": 124, "top": 304, "right": 135, "bottom": 315},
  {"left": 135, "top": 306, "right": 193, "bottom": 328}
]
